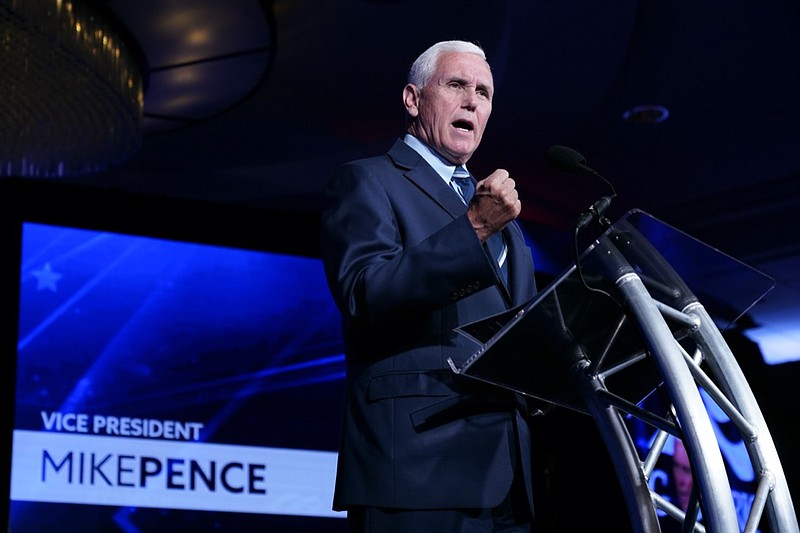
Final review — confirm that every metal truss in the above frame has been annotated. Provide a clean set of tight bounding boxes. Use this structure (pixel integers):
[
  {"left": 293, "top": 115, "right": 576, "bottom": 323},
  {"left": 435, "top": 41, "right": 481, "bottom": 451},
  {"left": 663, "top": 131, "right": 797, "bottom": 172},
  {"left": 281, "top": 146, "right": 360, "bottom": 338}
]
[{"left": 453, "top": 210, "right": 799, "bottom": 532}]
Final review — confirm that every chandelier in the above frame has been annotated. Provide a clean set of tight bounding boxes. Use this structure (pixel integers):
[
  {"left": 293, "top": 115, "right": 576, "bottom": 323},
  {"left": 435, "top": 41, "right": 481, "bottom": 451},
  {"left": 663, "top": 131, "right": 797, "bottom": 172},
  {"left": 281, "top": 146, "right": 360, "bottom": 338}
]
[{"left": 0, "top": 0, "right": 143, "bottom": 177}]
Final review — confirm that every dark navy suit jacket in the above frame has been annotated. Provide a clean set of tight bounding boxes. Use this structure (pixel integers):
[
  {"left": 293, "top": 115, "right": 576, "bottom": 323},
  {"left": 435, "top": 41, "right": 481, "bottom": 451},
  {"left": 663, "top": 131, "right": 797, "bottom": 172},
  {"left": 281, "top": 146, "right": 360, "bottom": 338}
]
[{"left": 321, "top": 138, "right": 538, "bottom": 511}]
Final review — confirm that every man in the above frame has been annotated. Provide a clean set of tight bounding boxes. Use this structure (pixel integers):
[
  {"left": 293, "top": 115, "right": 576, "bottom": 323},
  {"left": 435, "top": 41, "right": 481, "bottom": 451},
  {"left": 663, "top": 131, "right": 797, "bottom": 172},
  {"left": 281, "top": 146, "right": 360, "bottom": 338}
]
[
  {"left": 672, "top": 439, "right": 694, "bottom": 512},
  {"left": 659, "top": 438, "right": 697, "bottom": 532},
  {"left": 321, "top": 40, "right": 539, "bottom": 532}
]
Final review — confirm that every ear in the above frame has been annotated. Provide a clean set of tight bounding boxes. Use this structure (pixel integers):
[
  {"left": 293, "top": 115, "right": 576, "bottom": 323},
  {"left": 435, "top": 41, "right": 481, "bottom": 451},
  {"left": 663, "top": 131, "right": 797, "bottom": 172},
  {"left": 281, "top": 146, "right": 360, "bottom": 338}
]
[{"left": 403, "top": 84, "right": 420, "bottom": 118}]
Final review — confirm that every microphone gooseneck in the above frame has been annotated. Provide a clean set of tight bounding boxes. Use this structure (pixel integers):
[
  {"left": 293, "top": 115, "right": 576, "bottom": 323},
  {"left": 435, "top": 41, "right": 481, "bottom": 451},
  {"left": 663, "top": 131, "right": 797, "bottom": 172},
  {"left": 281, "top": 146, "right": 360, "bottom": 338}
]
[{"left": 545, "top": 144, "right": 620, "bottom": 300}]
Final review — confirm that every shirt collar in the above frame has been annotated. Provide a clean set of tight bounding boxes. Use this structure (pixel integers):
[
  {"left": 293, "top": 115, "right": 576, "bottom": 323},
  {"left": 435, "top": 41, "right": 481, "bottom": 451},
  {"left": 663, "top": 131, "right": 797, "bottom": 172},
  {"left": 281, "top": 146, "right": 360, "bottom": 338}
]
[{"left": 403, "top": 134, "right": 467, "bottom": 185}]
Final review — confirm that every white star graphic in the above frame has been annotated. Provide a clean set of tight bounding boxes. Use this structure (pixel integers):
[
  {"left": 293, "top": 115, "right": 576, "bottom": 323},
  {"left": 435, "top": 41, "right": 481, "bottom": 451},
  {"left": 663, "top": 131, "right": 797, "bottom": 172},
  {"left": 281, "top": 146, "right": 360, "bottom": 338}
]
[{"left": 32, "top": 262, "right": 64, "bottom": 292}]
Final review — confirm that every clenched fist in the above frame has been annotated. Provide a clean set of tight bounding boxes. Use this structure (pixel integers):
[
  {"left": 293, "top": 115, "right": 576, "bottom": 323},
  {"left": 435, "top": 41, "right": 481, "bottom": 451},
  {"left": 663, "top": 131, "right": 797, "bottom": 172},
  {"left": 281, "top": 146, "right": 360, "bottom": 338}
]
[{"left": 466, "top": 169, "right": 521, "bottom": 242}]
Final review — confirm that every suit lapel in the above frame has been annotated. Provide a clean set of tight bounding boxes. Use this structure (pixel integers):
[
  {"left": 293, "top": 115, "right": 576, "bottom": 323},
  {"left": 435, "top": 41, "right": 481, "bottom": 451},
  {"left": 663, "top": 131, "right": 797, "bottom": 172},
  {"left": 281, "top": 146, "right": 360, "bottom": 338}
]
[
  {"left": 388, "top": 139, "right": 517, "bottom": 307},
  {"left": 505, "top": 221, "right": 536, "bottom": 305},
  {"left": 388, "top": 140, "right": 466, "bottom": 218}
]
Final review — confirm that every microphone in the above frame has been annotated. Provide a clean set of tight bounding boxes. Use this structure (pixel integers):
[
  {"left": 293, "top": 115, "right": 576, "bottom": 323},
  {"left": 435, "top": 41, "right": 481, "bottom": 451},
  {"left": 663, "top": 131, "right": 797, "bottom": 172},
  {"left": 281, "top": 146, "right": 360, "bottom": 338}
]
[
  {"left": 545, "top": 145, "right": 615, "bottom": 190},
  {"left": 545, "top": 145, "right": 617, "bottom": 229},
  {"left": 545, "top": 145, "right": 596, "bottom": 175}
]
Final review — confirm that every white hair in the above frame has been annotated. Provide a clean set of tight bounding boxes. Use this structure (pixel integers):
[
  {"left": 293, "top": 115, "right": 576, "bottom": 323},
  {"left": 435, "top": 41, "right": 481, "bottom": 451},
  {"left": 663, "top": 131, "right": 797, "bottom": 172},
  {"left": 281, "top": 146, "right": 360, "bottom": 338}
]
[{"left": 408, "top": 40, "right": 488, "bottom": 90}]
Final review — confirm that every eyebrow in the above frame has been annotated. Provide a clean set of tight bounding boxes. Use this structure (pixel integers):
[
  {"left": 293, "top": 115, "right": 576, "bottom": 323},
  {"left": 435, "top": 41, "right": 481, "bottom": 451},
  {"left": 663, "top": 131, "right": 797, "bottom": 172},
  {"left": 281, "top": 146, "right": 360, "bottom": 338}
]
[{"left": 446, "top": 76, "right": 494, "bottom": 96}]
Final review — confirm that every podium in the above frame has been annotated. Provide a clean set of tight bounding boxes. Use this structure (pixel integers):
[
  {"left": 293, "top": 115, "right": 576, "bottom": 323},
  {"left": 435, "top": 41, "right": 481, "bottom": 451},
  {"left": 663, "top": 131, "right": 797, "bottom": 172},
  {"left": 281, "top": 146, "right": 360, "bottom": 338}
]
[{"left": 449, "top": 210, "right": 798, "bottom": 533}]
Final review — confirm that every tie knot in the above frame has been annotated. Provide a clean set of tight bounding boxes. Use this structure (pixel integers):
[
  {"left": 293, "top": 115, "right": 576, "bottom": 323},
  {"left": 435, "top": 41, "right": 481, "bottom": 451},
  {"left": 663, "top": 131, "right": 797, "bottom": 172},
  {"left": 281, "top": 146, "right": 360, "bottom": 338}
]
[
  {"left": 452, "top": 166, "right": 470, "bottom": 179},
  {"left": 450, "top": 167, "right": 474, "bottom": 204}
]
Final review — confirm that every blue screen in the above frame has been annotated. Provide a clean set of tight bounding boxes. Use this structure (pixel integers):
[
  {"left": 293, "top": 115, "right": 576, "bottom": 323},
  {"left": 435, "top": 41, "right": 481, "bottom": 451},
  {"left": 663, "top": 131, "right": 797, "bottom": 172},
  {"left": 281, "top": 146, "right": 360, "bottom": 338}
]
[{"left": 10, "top": 222, "right": 347, "bottom": 531}]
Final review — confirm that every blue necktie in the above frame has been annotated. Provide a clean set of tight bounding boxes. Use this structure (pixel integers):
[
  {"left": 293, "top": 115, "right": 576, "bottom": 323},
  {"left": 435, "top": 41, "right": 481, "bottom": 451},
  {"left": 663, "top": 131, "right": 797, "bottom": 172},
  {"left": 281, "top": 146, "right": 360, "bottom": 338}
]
[
  {"left": 451, "top": 166, "right": 474, "bottom": 204},
  {"left": 450, "top": 167, "right": 508, "bottom": 285}
]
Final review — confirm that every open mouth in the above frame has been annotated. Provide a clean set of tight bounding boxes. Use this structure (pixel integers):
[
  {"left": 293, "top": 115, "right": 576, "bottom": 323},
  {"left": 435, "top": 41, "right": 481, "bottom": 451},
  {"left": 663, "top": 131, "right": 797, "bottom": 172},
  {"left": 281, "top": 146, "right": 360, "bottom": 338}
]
[{"left": 452, "top": 119, "right": 474, "bottom": 132}]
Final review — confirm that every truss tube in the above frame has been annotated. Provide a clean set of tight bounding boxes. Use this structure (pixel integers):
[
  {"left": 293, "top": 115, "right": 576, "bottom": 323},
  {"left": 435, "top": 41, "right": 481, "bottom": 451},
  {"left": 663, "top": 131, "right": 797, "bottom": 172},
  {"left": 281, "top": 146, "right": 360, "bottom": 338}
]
[
  {"left": 616, "top": 272, "right": 740, "bottom": 532},
  {"left": 685, "top": 302, "right": 799, "bottom": 532},
  {"left": 574, "top": 361, "right": 662, "bottom": 533}
]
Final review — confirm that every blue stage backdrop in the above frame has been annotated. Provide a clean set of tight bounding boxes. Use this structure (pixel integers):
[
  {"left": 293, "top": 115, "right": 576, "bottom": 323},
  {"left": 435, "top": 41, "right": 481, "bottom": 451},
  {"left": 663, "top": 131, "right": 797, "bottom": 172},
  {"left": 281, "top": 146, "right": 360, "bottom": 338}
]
[{"left": 9, "top": 221, "right": 347, "bottom": 532}]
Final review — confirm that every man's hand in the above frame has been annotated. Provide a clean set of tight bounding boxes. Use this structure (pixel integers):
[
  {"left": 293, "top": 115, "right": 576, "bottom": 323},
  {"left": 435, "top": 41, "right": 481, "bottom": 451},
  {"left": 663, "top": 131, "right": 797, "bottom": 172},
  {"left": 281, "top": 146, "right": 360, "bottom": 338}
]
[{"left": 466, "top": 169, "right": 521, "bottom": 242}]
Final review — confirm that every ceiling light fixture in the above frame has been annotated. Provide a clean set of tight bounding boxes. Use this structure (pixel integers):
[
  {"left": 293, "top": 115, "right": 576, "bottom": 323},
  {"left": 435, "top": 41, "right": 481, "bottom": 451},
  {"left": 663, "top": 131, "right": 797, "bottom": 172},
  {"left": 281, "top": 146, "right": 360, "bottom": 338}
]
[
  {"left": 622, "top": 104, "right": 670, "bottom": 125},
  {"left": 0, "top": 0, "right": 144, "bottom": 177}
]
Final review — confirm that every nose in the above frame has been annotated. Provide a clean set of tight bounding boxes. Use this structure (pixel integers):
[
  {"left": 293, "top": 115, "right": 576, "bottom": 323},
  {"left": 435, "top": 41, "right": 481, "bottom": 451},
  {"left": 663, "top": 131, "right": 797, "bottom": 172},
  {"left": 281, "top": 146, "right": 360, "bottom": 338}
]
[{"left": 461, "top": 89, "right": 479, "bottom": 110}]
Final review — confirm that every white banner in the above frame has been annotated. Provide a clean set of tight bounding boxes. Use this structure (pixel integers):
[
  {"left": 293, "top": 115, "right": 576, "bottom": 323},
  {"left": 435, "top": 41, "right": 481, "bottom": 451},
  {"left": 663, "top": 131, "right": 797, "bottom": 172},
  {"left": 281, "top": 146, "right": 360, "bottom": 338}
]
[{"left": 11, "top": 430, "right": 343, "bottom": 519}]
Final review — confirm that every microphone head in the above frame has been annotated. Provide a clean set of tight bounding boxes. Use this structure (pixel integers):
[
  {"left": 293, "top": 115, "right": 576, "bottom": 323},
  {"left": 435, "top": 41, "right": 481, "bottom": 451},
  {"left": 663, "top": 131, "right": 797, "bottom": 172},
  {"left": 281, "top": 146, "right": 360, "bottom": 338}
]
[{"left": 545, "top": 145, "right": 586, "bottom": 174}]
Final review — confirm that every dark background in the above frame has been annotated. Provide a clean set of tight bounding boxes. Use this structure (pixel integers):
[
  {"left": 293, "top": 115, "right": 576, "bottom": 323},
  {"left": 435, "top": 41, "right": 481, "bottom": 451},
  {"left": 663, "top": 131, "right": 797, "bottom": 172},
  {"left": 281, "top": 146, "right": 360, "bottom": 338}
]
[{"left": 3, "top": 0, "right": 800, "bottom": 530}]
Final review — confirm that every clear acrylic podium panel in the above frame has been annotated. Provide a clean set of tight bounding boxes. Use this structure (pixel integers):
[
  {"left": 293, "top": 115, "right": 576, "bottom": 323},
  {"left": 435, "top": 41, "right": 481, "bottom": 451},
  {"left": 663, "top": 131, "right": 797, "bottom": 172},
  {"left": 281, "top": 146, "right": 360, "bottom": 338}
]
[{"left": 453, "top": 209, "right": 775, "bottom": 413}]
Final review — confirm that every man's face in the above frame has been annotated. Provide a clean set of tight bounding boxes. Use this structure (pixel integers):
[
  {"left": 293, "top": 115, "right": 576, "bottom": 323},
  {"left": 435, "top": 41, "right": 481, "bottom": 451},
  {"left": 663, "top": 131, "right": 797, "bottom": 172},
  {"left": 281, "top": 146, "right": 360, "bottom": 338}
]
[
  {"left": 672, "top": 441, "right": 694, "bottom": 511},
  {"left": 404, "top": 51, "right": 494, "bottom": 165}
]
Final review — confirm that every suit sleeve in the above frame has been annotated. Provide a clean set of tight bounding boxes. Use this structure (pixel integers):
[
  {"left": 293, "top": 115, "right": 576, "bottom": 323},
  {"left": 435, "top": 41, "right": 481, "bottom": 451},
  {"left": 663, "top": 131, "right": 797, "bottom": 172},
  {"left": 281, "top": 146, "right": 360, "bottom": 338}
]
[{"left": 321, "top": 161, "right": 499, "bottom": 329}]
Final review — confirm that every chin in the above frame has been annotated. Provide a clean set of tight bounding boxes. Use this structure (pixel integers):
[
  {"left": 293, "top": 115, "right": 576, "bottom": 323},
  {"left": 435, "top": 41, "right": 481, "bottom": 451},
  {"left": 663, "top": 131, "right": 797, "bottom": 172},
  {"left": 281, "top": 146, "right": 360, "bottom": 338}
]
[{"left": 446, "top": 145, "right": 477, "bottom": 163}]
